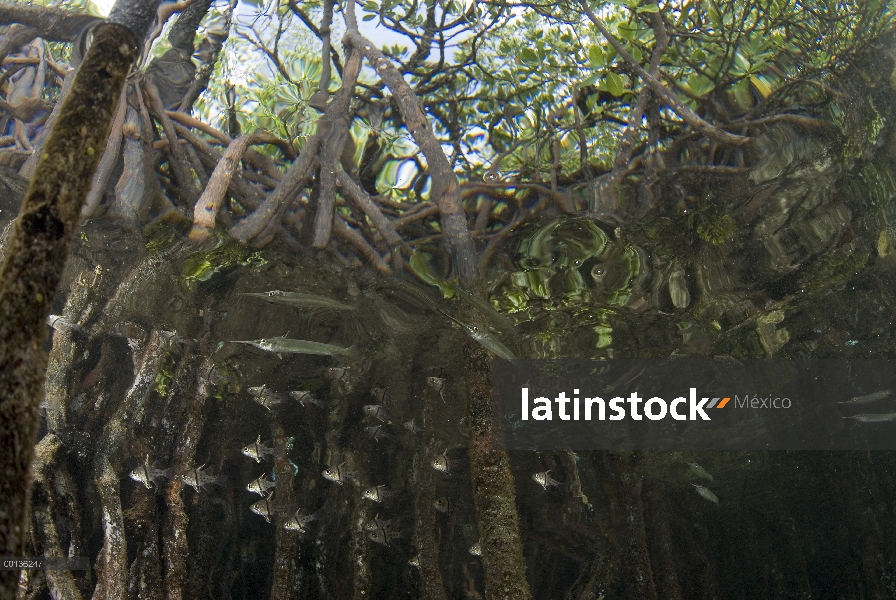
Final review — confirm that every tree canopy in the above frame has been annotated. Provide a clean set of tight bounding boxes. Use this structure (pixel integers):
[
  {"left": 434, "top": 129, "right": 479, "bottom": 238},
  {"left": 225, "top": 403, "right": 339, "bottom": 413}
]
[{"left": 3, "top": 0, "right": 892, "bottom": 283}]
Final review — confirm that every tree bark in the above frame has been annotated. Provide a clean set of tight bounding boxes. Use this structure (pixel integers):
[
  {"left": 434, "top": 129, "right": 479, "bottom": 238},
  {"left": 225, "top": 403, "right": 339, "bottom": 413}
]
[
  {"left": 465, "top": 340, "right": 532, "bottom": 599},
  {"left": 0, "top": 4, "right": 100, "bottom": 42},
  {"left": 0, "top": 22, "right": 137, "bottom": 600}
]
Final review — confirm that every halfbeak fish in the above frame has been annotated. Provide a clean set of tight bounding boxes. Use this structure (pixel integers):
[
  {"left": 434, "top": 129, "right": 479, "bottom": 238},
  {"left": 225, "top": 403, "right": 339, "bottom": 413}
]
[
  {"left": 231, "top": 336, "right": 355, "bottom": 357},
  {"left": 241, "top": 290, "right": 356, "bottom": 311},
  {"left": 437, "top": 310, "right": 517, "bottom": 361},
  {"left": 838, "top": 389, "right": 891, "bottom": 405},
  {"left": 844, "top": 412, "right": 896, "bottom": 423}
]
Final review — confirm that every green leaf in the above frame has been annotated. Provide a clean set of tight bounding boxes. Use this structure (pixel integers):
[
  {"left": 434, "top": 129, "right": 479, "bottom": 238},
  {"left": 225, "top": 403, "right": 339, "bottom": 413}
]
[
  {"left": 605, "top": 72, "right": 624, "bottom": 96},
  {"left": 520, "top": 48, "right": 539, "bottom": 64},
  {"left": 685, "top": 74, "right": 715, "bottom": 96},
  {"left": 409, "top": 251, "right": 456, "bottom": 298},
  {"left": 604, "top": 44, "right": 616, "bottom": 63},
  {"left": 636, "top": 3, "right": 659, "bottom": 11},
  {"left": 750, "top": 74, "right": 772, "bottom": 98},
  {"left": 580, "top": 72, "right": 600, "bottom": 87},
  {"left": 733, "top": 51, "right": 751, "bottom": 74},
  {"left": 362, "top": 13, "right": 376, "bottom": 20},
  {"left": 617, "top": 25, "right": 636, "bottom": 40},
  {"left": 588, "top": 45, "right": 605, "bottom": 69}
]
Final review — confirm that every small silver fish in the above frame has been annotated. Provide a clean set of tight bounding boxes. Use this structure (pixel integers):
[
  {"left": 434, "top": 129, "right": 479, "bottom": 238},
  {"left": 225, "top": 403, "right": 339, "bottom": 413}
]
[
  {"left": 248, "top": 385, "right": 288, "bottom": 410},
  {"left": 365, "top": 425, "right": 392, "bottom": 442},
  {"left": 283, "top": 508, "right": 322, "bottom": 533},
  {"left": 426, "top": 376, "right": 447, "bottom": 401},
  {"left": 369, "top": 528, "right": 401, "bottom": 546},
  {"left": 403, "top": 419, "right": 422, "bottom": 434},
  {"left": 363, "top": 516, "right": 395, "bottom": 532},
  {"left": 322, "top": 463, "right": 358, "bottom": 485},
  {"left": 326, "top": 366, "right": 351, "bottom": 381},
  {"left": 469, "top": 541, "right": 482, "bottom": 556},
  {"left": 247, "top": 472, "right": 276, "bottom": 497},
  {"left": 433, "top": 497, "right": 453, "bottom": 513},
  {"left": 232, "top": 336, "right": 355, "bottom": 357},
  {"left": 844, "top": 413, "right": 896, "bottom": 423},
  {"left": 687, "top": 462, "right": 714, "bottom": 481},
  {"left": 288, "top": 390, "right": 326, "bottom": 408},
  {"left": 181, "top": 464, "right": 224, "bottom": 492},
  {"left": 839, "top": 390, "right": 892, "bottom": 405},
  {"left": 363, "top": 404, "right": 393, "bottom": 423},
  {"left": 532, "top": 470, "right": 562, "bottom": 490},
  {"left": 692, "top": 483, "right": 719, "bottom": 505},
  {"left": 249, "top": 496, "right": 284, "bottom": 523},
  {"left": 432, "top": 449, "right": 459, "bottom": 474},
  {"left": 362, "top": 485, "right": 396, "bottom": 503},
  {"left": 129, "top": 456, "right": 174, "bottom": 489},
  {"left": 242, "top": 290, "right": 356, "bottom": 311},
  {"left": 241, "top": 435, "right": 277, "bottom": 463},
  {"left": 47, "top": 314, "right": 86, "bottom": 334}
]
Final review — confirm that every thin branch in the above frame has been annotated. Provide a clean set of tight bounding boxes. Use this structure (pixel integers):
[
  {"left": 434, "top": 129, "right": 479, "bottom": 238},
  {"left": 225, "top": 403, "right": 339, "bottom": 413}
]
[
  {"left": 333, "top": 214, "right": 391, "bottom": 273},
  {"left": 344, "top": 30, "right": 479, "bottom": 282},
  {"left": 82, "top": 86, "right": 128, "bottom": 217},
  {"left": 578, "top": 0, "right": 749, "bottom": 147},
  {"left": 0, "top": 4, "right": 100, "bottom": 42},
  {"left": 591, "top": 3, "right": 668, "bottom": 213},
  {"left": 335, "top": 169, "right": 406, "bottom": 262},
  {"left": 189, "top": 131, "right": 281, "bottom": 240},
  {"left": 144, "top": 79, "right": 200, "bottom": 202},
  {"left": 285, "top": 0, "right": 344, "bottom": 79},
  {"left": 230, "top": 34, "right": 363, "bottom": 244}
]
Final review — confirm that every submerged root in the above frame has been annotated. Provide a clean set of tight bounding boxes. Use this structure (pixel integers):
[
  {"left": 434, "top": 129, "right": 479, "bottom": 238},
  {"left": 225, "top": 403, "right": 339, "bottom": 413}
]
[
  {"left": 92, "top": 329, "right": 175, "bottom": 600},
  {"left": 162, "top": 355, "right": 206, "bottom": 600},
  {"left": 31, "top": 434, "right": 85, "bottom": 600},
  {"left": 411, "top": 386, "right": 448, "bottom": 600},
  {"left": 464, "top": 339, "right": 532, "bottom": 600},
  {"left": 269, "top": 421, "right": 299, "bottom": 599},
  {"left": 94, "top": 461, "right": 127, "bottom": 600}
]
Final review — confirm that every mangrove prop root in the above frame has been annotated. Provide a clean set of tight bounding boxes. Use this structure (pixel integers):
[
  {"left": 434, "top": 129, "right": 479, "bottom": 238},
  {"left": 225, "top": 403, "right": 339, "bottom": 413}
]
[
  {"left": 32, "top": 434, "right": 85, "bottom": 600},
  {"left": 412, "top": 387, "right": 449, "bottom": 600},
  {"left": 644, "top": 483, "right": 683, "bottom": 600},
  {"left": 162, "top": 356, "right": 206, "bottom": 600},
  {"left": 44, "top": 264, "right": 102, "bottom": 432},
  {"left": 93, "top": 329, "right": 173, "bottom": 600},
  {"left": 0, "top": 23, "right": 136, "bottom": 600},
  {"left": 345, "top": 30, "right": 478, "bottom": 283},
  {"left": 269, "top": 421, "right": 298, "bottom": 600},
  {"left": 83, "top": 86, "right": 128, "bottom": 218},
  {"left": 230, "top": 41, "right": 360, "bottom": 245},
  {"left": 620, "top": 474, "right": 658, "bottom": 599},
  {"left": 464, "top": 339, "right": 532, "bottom": 600},
  {"left": 189, "top": 132, "right": 279, "bottom": 240}
]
